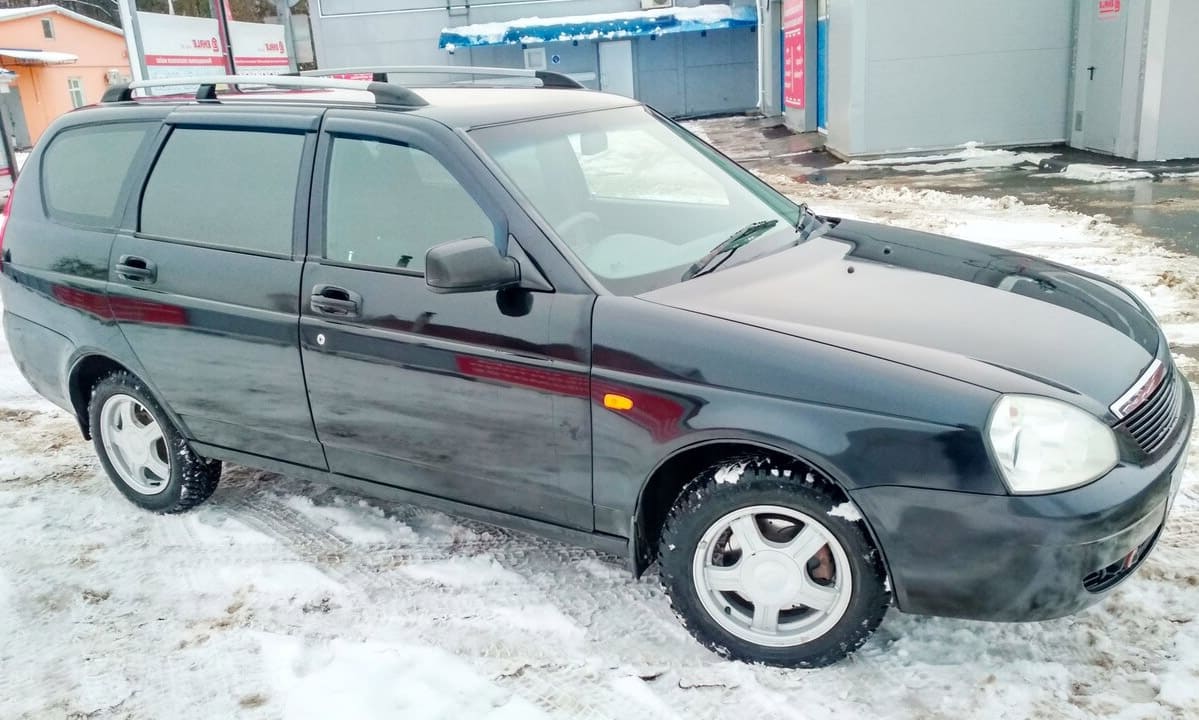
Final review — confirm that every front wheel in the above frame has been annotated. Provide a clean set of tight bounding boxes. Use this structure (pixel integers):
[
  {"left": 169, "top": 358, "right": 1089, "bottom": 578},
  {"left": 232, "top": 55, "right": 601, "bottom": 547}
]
[
  {"left": 658, "top": 459, "right": 890, "bottom": 667},
  {"left": 89, "top": 371, "right": 221, "bottom": 513}
]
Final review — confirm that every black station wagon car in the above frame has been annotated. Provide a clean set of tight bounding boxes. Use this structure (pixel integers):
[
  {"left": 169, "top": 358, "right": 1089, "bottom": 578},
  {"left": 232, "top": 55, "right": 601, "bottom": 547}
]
[{"left": 0, "top": 68, "right": 1191, "bottom": 668}]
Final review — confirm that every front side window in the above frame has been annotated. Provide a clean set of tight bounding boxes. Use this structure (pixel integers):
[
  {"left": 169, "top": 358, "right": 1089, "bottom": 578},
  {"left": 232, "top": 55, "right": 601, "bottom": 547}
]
[
  {"left": 140, "top": 128, "right": 305, "bottom": 255},
  {"left": 42, "top": 122, "right": 154, "bottom": 228},
  {"left": 472, "top": 106, "right": 799, "bottom": 295},
  {"left": 323, "top": 137, "right": 492, "bottom": 273},
  {"left": 67, "top": 77, "right": 85, "bottom": 109}
]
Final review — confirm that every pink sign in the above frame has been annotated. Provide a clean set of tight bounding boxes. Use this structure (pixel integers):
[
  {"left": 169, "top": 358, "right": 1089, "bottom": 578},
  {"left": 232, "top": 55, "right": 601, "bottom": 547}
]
[
  {"left": 783, "top": 0, "right": 805, "bottom": 109},
  {"left": 1099, "top": 0, "right": 1121, "bottom": 17}
]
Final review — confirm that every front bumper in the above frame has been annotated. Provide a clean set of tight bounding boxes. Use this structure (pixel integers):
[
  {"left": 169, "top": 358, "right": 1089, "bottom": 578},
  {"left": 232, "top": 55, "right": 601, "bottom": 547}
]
[{"left": 851, "top": 378, "right": 1193, "bottom": 622}]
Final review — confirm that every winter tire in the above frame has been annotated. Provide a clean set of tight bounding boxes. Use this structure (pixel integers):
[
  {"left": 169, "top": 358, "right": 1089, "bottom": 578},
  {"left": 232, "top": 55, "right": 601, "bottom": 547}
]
[
  {"left": 89, "top": 371, "right": 221, "bottom": 513},
  {"left": 658, "top": 457, "right": 890, "bottom": 667}
]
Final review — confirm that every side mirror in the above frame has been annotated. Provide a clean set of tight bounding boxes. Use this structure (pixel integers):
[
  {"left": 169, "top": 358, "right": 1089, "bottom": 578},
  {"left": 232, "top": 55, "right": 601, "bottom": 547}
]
[{"left": 425, "top": 237, "right": 520, "bottom": 294}]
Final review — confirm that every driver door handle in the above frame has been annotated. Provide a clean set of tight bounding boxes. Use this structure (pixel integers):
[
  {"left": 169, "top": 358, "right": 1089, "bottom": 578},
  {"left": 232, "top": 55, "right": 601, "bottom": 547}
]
[{"left": 310, "top": 284, "right": 362, "bottom": 318}]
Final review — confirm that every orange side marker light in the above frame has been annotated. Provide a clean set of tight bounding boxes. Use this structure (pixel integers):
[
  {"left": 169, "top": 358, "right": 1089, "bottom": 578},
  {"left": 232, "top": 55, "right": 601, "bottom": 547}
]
[{"left": 603, "top": 393, "right": 634, "bottom": 411}]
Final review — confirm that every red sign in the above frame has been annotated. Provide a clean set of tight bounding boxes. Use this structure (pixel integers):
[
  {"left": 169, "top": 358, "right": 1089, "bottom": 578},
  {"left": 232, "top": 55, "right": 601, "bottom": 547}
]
[
  {"left": 1099, "top": 0, "right": 1121, "bottom": 17},
  {"left": 783, "top": 0, "right": 805, "bottom": 109}
]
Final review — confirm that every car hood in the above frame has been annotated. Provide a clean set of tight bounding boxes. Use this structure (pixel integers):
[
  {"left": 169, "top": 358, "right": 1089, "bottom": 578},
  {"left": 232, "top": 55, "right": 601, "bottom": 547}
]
[{"left": 642, "top": 219, "right": 1160, "bottom": 414}]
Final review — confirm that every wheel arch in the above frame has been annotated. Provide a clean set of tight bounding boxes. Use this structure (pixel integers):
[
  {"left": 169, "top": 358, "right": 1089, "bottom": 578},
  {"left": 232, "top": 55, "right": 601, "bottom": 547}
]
[
  {"left": 66, "top": 352, "right": 183, "bottom": 442},
  {"left": 630, "top": 436, "right": 894, "bottom": 588}
]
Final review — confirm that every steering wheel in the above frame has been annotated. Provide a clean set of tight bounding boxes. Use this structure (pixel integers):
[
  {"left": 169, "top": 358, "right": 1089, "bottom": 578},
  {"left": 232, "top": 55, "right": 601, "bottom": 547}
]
[{"left": 555, "top": 211, "right": 602, "bottom": 254}]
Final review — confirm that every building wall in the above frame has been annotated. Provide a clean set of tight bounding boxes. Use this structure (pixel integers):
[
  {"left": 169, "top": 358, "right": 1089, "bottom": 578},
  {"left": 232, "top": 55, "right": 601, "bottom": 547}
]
[
  {"left": 0, "top": 12, "right": 127, "bottom": 145},
  {"left": 310, "top": 0, "right": 758, "bottom": 118},
  {"left": 312, "top": 0, "right": 634, "bottom": 68},
  {"left": 826, "top": 0, "right": 1073, "bottom": 157},
  {"left": 635, "top": 29, "right": 757, "bottom": 117},
  {"left": 1151, "top": 0, "right": 1199, "bottom": 160}
]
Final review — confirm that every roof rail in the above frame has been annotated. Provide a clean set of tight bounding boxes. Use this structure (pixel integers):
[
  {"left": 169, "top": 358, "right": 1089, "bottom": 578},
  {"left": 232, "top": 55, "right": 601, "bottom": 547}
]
[
  {"left": 100, "top": 75, "right": 428, "bottom": 107},
  {"left": 300, "top": 65, "right": 585, "bottom": 90}
]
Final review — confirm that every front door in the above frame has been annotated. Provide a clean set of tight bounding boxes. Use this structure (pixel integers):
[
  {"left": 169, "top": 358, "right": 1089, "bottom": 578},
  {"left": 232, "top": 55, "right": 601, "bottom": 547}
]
[
  {"left": 109, "top": 109, "right": 326, "bottom": 468},
  {"left": 299, "top": 111, "right": 594, "bottom": 530},
  {"left": 1082, "top": 0, "right": 1128, "bottom": 154},
  {"left": 599, "top": 40, "right": 636, "bottom": 98}
]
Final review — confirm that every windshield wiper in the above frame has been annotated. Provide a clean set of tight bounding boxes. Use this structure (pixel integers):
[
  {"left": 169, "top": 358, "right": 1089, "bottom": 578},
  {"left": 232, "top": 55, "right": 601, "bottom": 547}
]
[{"left": 681, "top": 219, "right": 779, "bottom": 281}]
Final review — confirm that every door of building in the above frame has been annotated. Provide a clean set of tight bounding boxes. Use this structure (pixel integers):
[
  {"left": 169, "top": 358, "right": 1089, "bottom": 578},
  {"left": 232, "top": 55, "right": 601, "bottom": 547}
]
[
  {"left": 1081, "top": 0, "right": 1128, "bottom": 154},
  {"left": 0, "top": 87, "right": 31, "bottom": 149},
  {"left": 598, "top": 40, "right": 635, "bottom": 98}
]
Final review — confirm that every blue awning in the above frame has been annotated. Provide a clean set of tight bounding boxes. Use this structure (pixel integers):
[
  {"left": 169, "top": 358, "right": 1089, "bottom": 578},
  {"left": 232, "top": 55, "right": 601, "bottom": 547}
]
[{"left": 439, "top": 5, "right": 757, "bottom": 49}]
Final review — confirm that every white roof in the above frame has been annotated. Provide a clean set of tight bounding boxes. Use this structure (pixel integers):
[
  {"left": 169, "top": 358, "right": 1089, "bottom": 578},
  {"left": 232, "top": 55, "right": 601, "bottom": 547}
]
[
  {"left": 0, "top": 48, "right": 78, "bottom": 65},
  {"left": 0, "top": 5, "right": 122, "bottom": 36}
]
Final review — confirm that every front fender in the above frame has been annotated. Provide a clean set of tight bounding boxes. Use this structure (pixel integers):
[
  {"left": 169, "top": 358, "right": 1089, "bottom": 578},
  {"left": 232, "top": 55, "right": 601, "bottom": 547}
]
[{"left": 590, "top": 296, "right": 1005, "bottom": 537}]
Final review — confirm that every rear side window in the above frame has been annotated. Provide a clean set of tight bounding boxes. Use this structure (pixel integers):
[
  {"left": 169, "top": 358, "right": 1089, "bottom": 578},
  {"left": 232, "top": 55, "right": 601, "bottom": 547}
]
[
  {"left": 42, "top": 122, "right": 154, "bottom": 229},
  {"left": 140, "top": 128, "right": 305, "bottom": 256}
]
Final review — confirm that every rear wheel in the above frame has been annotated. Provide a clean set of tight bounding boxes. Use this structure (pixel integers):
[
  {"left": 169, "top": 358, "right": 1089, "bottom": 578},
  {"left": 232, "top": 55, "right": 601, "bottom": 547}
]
[
  {"left": 658, "top": 458, "right": 889, "bottom": 667},
  {"left": 89, "top": 371, "right": 221, "bottom": 513}
]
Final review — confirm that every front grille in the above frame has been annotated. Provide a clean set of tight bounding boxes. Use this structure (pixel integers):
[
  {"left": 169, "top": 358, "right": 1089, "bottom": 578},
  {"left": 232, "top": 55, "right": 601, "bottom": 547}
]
[{"left": 1117, "top": 369, "right": 1183, "bottom": 456}]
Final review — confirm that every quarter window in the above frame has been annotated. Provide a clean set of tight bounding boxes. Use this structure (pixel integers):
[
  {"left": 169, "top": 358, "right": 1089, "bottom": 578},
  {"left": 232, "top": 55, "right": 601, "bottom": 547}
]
[
  {"left": 42, "top": 122, "right": 154, "bottom": 228},
  {"left": 323, "top": 137, "right": 492, "bottom": 272},
  {"left": 67, "top": 77, "right": 85, "bottom": 109},
  {"left": 140, "top": 128, "right": 305, "bottom": 255}
]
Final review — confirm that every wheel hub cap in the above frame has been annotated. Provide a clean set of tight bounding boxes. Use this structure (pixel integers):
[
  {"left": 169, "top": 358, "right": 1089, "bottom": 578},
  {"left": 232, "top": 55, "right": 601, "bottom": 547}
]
[
  {"left": 692, "top": 504, "right": 854, "bottom": 648},
  {"left": 743, "top": 551, "right": 802, "bottom": 604},
  {"left": 100, "top": 394, "right": 171, "bottom": 496}
]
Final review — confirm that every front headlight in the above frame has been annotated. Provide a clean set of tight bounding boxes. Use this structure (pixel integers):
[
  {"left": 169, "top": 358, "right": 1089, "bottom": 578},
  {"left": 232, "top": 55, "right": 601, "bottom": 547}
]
[{"left": 987, "top": 395, "right": 1119, "bottom": 494}]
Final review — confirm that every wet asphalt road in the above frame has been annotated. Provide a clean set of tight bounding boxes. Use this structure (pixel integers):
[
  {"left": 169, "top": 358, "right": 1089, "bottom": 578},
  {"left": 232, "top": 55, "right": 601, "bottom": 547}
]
[{"left": 686, "top": 116, "right": 1199, "bottom": 258}]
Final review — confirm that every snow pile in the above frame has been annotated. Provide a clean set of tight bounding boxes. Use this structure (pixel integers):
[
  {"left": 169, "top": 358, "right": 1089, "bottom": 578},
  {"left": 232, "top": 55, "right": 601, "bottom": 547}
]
[
  {"left": 4, "top": 181, "right": 1199, "bottom": 717},
  {"left": 842, "top": 142, "right": 1055, "bottom": 173},
  {"left": 1054, "top": 163, "right": 1156, "bottom": 183}
]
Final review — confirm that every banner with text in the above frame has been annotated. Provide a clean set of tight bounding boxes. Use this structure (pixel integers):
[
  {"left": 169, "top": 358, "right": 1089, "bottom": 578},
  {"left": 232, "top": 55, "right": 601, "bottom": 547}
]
[
  {"left": 782, "top": 0, "right": 805, "bottom": 110},
  {"left": 136, "top": 10, "right": 288, "bottom": 94}
]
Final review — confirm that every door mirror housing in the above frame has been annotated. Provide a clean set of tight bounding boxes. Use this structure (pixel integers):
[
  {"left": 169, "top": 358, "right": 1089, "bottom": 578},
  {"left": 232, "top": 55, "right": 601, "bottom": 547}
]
[{"left": 425, "top": 237, "right": 521, "bottom": 294}]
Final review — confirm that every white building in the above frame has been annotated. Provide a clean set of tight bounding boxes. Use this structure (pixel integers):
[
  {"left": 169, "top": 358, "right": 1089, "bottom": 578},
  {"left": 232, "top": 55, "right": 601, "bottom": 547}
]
[{"left": 302, "top": 0, "right": 1198, "bottom": 161}]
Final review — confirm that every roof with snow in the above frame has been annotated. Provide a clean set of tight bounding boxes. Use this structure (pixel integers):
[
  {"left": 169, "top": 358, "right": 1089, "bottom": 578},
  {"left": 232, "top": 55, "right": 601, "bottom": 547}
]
[
  {"left": 439, "top": 4, "right": 756, "bottom": 49},
  {"left": 0, "top": 5, "right": 123, "bottom": 36}
]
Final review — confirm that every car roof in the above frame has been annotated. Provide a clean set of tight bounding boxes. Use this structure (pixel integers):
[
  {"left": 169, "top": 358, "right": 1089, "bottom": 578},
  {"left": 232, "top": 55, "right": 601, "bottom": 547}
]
[
  {"left": 408, "top": 87, "right": 641, "bottom": 128},
  {"left": 93, "top": 85, "right": 642, "bottom": 131}
]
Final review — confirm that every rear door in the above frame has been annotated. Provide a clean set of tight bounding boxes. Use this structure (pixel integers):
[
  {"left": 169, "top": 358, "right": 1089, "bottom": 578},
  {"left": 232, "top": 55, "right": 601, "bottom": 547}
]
[
  {"left": 299, "top": 110, "right": 595, "bottom": 529},
  {"left": 108, "top": 106, "right": 326, "bottom": 468}
]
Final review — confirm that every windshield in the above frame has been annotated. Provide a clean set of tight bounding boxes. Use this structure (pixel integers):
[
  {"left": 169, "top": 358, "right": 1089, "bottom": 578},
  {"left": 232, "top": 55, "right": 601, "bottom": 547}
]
[{"left": 471, "top": 106, "right": 800, "bottom": 295}]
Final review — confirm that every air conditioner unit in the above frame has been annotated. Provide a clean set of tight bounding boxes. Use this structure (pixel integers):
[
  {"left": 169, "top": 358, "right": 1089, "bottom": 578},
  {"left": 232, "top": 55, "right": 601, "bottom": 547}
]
[
  {"left": 641, "top": 0, "right": 673, "bottom": 9},
  {"left": 104, "top": 69, "right": 128, "bottom": 85}
]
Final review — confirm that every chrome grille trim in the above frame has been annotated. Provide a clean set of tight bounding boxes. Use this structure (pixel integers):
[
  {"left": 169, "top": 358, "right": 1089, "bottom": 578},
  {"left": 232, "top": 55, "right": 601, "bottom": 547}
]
[
  {"left": 1116, "top": 368, "right": 1183, "bottom": 456},
  {"left": 1110, "top": 358, "right": 1165, "bottom": 420}
]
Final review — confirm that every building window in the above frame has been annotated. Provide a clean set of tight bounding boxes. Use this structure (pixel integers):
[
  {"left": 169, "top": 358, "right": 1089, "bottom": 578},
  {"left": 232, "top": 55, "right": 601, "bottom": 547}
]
[
  {"left": 67, "top": 77, "right": 85, "bottom": 108},
  {"left": 42, "top": 17, "right": 54, "bottom": 39}
]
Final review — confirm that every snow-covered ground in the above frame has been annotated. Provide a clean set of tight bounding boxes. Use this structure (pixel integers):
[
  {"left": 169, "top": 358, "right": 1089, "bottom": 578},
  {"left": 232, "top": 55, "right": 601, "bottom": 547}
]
[
  {"left": 4, "top": 182, "right": 1199, "bottom": 719},
  {"left": 839, "top": 142, "right": 1055, "bottom": 174}
]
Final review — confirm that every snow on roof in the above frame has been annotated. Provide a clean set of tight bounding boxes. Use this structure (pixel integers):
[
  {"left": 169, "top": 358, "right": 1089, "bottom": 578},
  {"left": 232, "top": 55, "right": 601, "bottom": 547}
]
[
  {"left": 0, "top": 5, "right": 123, "bottom": 36},
  {"left": 0, "top": 48, "right": 79, "bottom": 65},
  {"left": 439, "top": 4, "right": 756, "bottom": 49}
]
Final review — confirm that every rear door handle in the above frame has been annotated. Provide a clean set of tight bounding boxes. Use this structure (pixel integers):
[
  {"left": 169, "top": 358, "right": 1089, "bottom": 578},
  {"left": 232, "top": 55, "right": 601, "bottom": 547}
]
[
  {"left": 310, "top": 284, "right": 362, "bottom": 318},
  {"left": 115, "top": 255, "right": 157, "bottom": 283}
]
